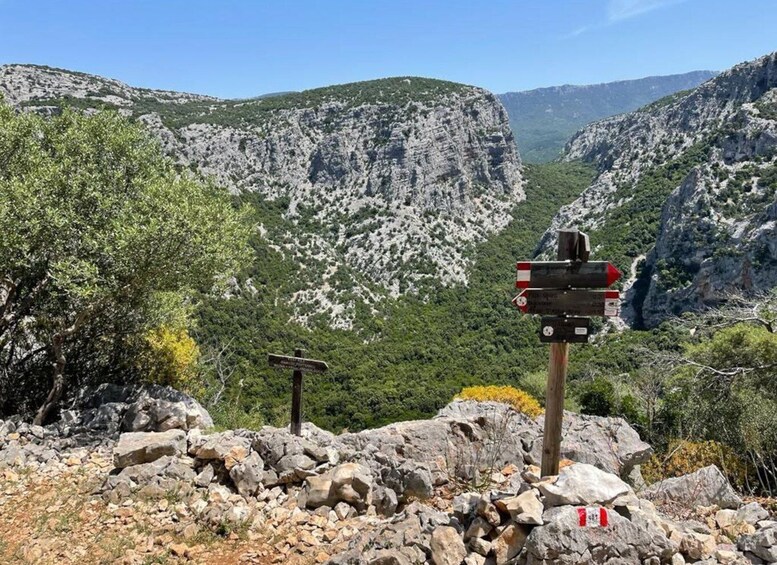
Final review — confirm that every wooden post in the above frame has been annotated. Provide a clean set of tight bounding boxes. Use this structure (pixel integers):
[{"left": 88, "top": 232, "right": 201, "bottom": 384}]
[
  {"left": 269, "top": 350, "right": 327, "bottom": 436},
  {"left": 290, "top": 347, "right": 304, "bottom": 436},
  {"left": 541, "top": 229, "right": 578, "bottom": 477}
]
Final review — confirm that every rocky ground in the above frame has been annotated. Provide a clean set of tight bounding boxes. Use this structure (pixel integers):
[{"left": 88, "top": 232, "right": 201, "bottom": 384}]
[{"left": 1, "top": 385, "right": 776, "bottom": 564}]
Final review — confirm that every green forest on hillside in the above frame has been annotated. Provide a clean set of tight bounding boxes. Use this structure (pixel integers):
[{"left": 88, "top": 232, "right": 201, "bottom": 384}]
[
  {"left": 194, "top": 160, "right": 678, "bottom": 431},
  {"left": 195, "top": 162, "right": 591, "bottom": 429}
]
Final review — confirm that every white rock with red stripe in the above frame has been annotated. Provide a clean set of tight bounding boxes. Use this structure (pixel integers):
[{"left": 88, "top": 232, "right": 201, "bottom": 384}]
[
  {"left": 524, "top": 505, "right": 674, "bottom": 564},
  {"left": 537, "top": 462, "right": 632, "bottom": 507}
]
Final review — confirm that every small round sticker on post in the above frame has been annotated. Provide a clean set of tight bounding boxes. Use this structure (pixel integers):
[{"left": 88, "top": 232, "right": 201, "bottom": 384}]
[
  {"left": 516, "top": 296, "right": 527, "bottom": 307},
  {"left": 542, "top": 325, "right": 554, "bottom": 337}
]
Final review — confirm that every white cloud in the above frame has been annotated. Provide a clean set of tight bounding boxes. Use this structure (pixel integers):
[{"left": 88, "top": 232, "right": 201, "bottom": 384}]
[
  {"left": 607, "top": 0, "right": 688, "bottom": 22},
  {"left": 565, "top": 26, "right": 591, "bottom": 38},
  {"left": 563, "top": 0, "right": 689, "bottom": 38}
]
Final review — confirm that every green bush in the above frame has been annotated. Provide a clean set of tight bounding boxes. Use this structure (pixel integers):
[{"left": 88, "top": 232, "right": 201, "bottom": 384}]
[
  {"left": 577, "top": 377, "right": 616, "bottom": 416},
  {"left": 0, "top": 103, "right": 250, "bottom": 421}
]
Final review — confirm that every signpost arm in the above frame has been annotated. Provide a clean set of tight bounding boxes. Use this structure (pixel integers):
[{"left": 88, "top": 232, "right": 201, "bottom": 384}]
[
  {"left": 541, "top": 229, "right": 577, "bottom": 477},
  {"left": 290, "top": 347, "right": 304, "bottom": 436}
]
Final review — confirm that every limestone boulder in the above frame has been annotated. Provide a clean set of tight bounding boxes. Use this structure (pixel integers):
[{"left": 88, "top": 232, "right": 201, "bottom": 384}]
[
  {"left": 342, "top": 400, "right": 536, "bottom": 485},
  {"left": 249, "top": 425, "right": 334, "bottom": 484},
  {"left": 368, "top": 452, "right": 434, "bottom": 502},
  {"left": 301, "top": 462, "right": 373, "bottom": 511},
  {"left": 736, "top": 502, "right": 769, "bottom": 525},
  {"left": 529, "top": 411, "right": 652, "bottom": 478},
  {"left": 229, "top": 451, "right": 265, "bottom": 498},
  {"left": 737, "top": 524, "right": 777, "bottom": 562},
  {"left": 494, "top": 489, "right": 544, "bottom": 525},
  {"left": 430, "top": 526, "right": 466, "bottom": 565},
  {"left": 73, "top": 383, "right": 212, "bottom": 433},
  {"left": 493, "top": 522, "right": 529, "bottom": 564},
  {"left": 113, "top": 429, "right": 186, "bottom": 468},
  {"left": 117, "top": 455, "right": 196, "bottom": 483},
  {"left": 538, "top": 463, "right": 632, "bottom": 507},
  {"left": 641, "top": 465, "right": 742, "bottom": 509},
  {"left": 191, "top": 430, "right": 252, "bottom": 465},
  {"left": 679, "top": 531, "right": 717, "bottom": 560},
  {"left": 524, "top": 506, "right": 674, "bottom": 564}
]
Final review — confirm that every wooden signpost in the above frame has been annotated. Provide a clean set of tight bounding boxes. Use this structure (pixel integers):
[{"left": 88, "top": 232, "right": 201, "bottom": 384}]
[
  {"left": 512, "top": 228, "right": 622, "bottom": 477},
  {"left": 515, "top": 261, "right": 621, "bottom": 289},
  {"left": 268, "top": 349, "right": 329, "bottom": 436}
]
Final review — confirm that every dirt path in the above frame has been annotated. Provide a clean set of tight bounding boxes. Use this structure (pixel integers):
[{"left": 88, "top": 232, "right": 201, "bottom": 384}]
[{"left": 0, "top": 463, "right": 339, "bottom": 564}]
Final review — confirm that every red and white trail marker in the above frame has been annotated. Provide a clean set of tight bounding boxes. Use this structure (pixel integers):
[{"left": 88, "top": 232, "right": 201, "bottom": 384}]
[{"left": 577, "top": 507, "right": 609, "bottom": 527}]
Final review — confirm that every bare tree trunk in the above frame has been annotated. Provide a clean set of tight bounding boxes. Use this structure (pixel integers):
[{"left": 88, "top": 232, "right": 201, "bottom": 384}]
[{"left": 34, "top": 333, "right": 66, "bottom": 425}]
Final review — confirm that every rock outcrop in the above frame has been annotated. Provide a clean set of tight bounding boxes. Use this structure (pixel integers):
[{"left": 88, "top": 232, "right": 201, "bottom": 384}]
[
  {"left": 641, "top": 465, "right": 743, "bottom": 510},
  {"left": 70, "top": 383, "right": 213, "bottom": 434}
]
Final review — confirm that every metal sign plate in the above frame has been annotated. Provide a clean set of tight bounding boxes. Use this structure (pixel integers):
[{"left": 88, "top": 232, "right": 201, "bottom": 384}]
[
  {"left": 539, "top": 317, "right": 591, "bottom": 343},
  {"left": 516, "top": 261, "right": 621, "bottom": 289}
]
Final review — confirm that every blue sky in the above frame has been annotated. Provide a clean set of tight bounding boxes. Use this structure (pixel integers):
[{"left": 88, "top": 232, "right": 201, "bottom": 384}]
[{"left": 0, "top": 0, "right": 774, "bottom": 98}]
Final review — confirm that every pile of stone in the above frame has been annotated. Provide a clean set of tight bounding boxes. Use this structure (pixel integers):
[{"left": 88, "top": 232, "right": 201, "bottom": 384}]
[
  {"left": 329, "top": 461, "right": 775, "bottom": 565},
  {"left": 0, "top": 383, "right": 213, "bottom": 474},
  {"left": 4, "top": 391, "right": 777, "bottom": 564}
]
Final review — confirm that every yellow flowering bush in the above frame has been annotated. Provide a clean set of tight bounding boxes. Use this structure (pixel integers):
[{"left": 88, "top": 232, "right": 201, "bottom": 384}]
[
  {"left": 140, "top": 324, "right": 200, "bottom": 391},
  {"left": 456, "top": 385, "right": 543, "bottom": 418}
]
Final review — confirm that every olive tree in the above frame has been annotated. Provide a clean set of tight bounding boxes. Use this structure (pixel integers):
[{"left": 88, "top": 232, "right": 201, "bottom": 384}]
[{"left": 0, "top": 103, "right": 250, "bottom": 423}]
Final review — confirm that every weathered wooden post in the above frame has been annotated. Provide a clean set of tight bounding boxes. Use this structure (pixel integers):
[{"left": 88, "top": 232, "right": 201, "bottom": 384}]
[
  {"left": 512, "top": 228, "right": 622, "bottom": 477},
  {"left": 541, "top": 229, "right": 578, "bottom": 477},
  {"left": 290, "top": 347, "right": 304, "bottom": 436},
  {"left": 268, "top": 350, "right": 329, "bottom": 436}
]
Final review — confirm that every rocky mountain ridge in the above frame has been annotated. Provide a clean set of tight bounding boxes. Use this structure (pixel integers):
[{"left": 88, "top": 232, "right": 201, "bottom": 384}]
[
  {"left": 542, "top": 52, "right": 777, "bottom": 327},
  {"left": 0, "top": 385, "right": 773, "bottom": 564},
  {"left": 0, "top": 64, "right": 523, "bottom": 329},
  {"left": 498, "top": 71, "right": 717, "bottom": 163}
]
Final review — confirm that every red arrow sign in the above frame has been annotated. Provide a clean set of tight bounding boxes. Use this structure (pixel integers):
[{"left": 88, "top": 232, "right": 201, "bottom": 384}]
[
  {"left": 516, "top": 261, "right": 621, "bottom": 289},
  {"left": 512, "top": 289, "right": 621, "bottom": 317}
]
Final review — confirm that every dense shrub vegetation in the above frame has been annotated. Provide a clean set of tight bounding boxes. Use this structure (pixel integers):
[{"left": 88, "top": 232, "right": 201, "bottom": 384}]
[
  {"left": 0, "top": 104, "right": 249, "bottom": 422},
  {"left": 642, "top": 440, "right": 749, "bottom": 490}
]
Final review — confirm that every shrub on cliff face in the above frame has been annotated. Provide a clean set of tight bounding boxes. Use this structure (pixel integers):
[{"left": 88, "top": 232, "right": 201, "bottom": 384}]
[
  {"left": 0, "top": 103, "right": 250, "bottom": 422},
  {"left": 456, "top": 385, "right": 543, "bottom": 418}
]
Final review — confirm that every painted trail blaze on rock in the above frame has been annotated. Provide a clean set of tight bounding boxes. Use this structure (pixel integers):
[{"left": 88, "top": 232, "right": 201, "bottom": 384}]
[{"left": 577, "top": 507, "right": 609, "bottom": 527}]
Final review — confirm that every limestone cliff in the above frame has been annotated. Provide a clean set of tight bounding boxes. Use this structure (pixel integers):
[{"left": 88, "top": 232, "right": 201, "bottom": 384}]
[
  {"left": 541, "top": 52, "right": 777, "bottom": 327},
  {"left": 0, "top": 65, "right": 523, "bottom": 327}
]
